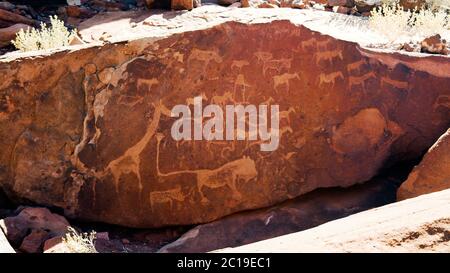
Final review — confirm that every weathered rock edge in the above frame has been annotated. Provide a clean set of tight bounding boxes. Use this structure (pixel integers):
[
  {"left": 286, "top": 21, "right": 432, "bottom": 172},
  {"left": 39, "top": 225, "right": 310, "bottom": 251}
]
[
  {"left": 0, "top": 18, "right": 449, "bottom": 227},
  {"left": 219, "top": 188, "right": 450, "bottom": 253},
  {"left": 398, "top": 128, "right": 450, "bottom": 200}
]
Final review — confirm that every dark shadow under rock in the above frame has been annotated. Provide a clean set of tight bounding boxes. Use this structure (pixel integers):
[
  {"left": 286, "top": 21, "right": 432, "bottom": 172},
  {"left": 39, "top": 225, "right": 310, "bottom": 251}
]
[{"left": 159, "top": 165, "right": 411, "bottom": 253}]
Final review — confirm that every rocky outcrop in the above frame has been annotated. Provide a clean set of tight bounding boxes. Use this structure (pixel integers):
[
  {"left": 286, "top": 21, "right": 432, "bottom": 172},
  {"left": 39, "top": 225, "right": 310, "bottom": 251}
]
[
  {"left": 219, "top": 189, "right": 450, "bottom": 253},
  {"left": 159, "top": 176, "right": 398, "bottom": 252},
  {"left": 398, "top": 129, "right": 450, "bottom": 200},
  {"left": 0, "top": 23, "right": 29, "bottom": 47},
  {"left": 0, "top": 207, "right": 70, "bottom": 251},
  {"left": 0, "top": 7, "right": 449, "bottom": 228}
]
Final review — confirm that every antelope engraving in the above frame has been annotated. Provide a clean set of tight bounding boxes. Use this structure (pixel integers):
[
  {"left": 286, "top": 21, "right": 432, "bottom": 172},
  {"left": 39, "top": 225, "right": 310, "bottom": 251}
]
[
  {"left": 273, "top": 73, "right": 301, "bottom": 91},
  {"left": 348, "top": 71, "right": 376, "bottom": 89},
  {"left": 346, "top": 60, "right": 366, "bottom": 74},
  {"left": 149, "top": 186, "right": 189, "bottom": 212},
  {"left": 300, "top": 38, "right": 316, "bottom": 50},
  {"left": 188, "top": 48, "right": 222, "bottom": 67},
  {"left": 315, "top": 50, "right": 344, "bottom": 65},
  {"left": 319, "top": 71, "right": 344, "bottom": 87}
]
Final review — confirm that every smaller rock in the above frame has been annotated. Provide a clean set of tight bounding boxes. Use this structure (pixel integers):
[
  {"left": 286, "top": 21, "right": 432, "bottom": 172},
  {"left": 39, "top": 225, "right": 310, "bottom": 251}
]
[
  {"left": 0, "top": 8, "right": 37, "bottom": 26},
  {"left": 145, "top": 0, "right": 171, "bottom": 9},
  {"left": 355, "top": 0, "right": 380, "bottom": 13},
  {"left": 0, "top": 207, "right": 70, "bottom": 247},
  {"left": 19, "top": 229, "right": 49, "bottom": 253},
  {"left": 258, "top": 2, "right": 279, "bottom": 7},
  {"left": 90, "top": 0, "right": 128, "bottom": 11},
  {"left": 69, "top": 33, "right": 85, "bottom": 45},
  {"left": 399, "top": 43, "right": 415, "bottom": 52},
  {"left": 218, "top": 0, "right": 239, "bottom": 5},
  {"left": 291, "top": 0, "right": 306, "bottom": 8},
  {"left": 420, "top": 34, "right": 448, "bottom": 55},
  {"left": 0, "top": 2, "right": 15, "bottom": 11},
  {"left": 66, "top": 6, "right": 95, "bottom": 19},
  {"left": 229, "top": 1, "right": 242, "bottom": 7},
  {"left": 327, "top": 0, "right": 354, "bottom": 7},
  {"left": 334, "top": 5, "right": 351, "bottom": 14},
  {"left": 312, "top": 2, "right": 325, "bottom": 10},
  {"left": 96, "top": 232, "right": 109, "bottom": 241},
  {"left": 0, "top": 217, "right": 27, "bottom": 246},
  {"left": 398, "top": 128, "right": 450, "bottom": 200},
  {"left": 399, "top": 0, "right": 426, "bottom": 11},
  {"left": 171, "top": 0, "right": 200, "bottom": 10},
  {"left": 43, "top": 236, "right": 71, "bottom": 253}
]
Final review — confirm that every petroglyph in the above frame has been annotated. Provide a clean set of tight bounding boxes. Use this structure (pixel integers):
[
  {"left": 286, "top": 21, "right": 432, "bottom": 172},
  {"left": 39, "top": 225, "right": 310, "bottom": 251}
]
[
  {"left": 381, "top": 77, "right": 408, "bottom": 90},
  {"left": 103, "top": 104, "right": 162, "bottom": 194},
  {"left": 434, "top": 95, "right": 450, "bottom": 109},
  {"left": 300, "top": 38, "right": 316, "bottom": 50},
  {"left": 234, "top": 74, "right": 252, "bottom": 100},
  {"left": 231, "top": 60, "right": 250, "bottom": 70},
  {"left": 315, "top": 50, "right": 343, "bottom": 65},
  {"left": 278, "top": 107, "right": 296, "bottom": 124},
  {"left": 263, "top": 58, "right": 292, "bottom": 76},
  {"left": 316, "top": 39, "right": 332, "bottom": 51},
  {"left": 137, "top": 78, "right": 159, "bottom": 91},
  {"left": 149, "top": 186, "right": 188, "bottom": 212},
  {"left": 211, "top": 92, "right": 236, "bottom": 106},
  {"left": 155, "top": 134, "right": 258, "bottom": 203},
  {"left": 254, "top": 51, "right": 272, "bottom": 63},
  {"left": 348, "top": 72, "right": 376, "bottom": 89},
  {"left": 273, "top": 73, "right": 301, "bottom": 91},
  {"left": 319, "top": 71, "right": 344, "bottom": 87},
  {"left": 254, "top": 52, "right": 291, "bottom": 76},
  {"left": 117, "top": 95, "right": 144, "bottom": 107},
  {"left": 188, "top": 48, "right": 223, "bottom": 67},
  {"left": 346, "top": 60, "right": 366, "bottom": 74}
]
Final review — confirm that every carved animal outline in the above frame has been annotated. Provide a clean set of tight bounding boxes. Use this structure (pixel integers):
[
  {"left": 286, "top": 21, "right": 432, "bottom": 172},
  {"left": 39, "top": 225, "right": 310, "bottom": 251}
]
[
  {"left": 211, "top": 92, "right": 236, "bottom": 106},
  {"left": 319, "top": 71, "right": 344, "bottom": 87},
  {"left": 346, "top": 60, "right": 366, "bottom": 74},
  {"left": 101, "top": 103, "right": 162, "bottom": 194},
  {"left": 155, "top": 134, "right": 258, "bottom": 203},
  {"left": 348, "top": 71, "right": 376, "bottom": 89},
  {"left": 273, "top": 73, "right": 301, "bottom": 91},
  {"left": 315, "top": 50, "right": 344, "bottom": 65},
  {"left": 149, "top": 186, "right": 192, "bottom": 212}
]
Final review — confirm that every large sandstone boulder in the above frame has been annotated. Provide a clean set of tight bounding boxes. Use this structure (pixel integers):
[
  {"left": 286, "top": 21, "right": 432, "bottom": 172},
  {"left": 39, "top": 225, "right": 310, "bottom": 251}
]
[
  {"left": 398, "top": 129, "right": 450, "bottom": 200},
  {"left": 159, "top": 176, "right": 398, "bottom": 252},
  {"left": 0, "top": 7, "right": 449, "bottom": 228},
  {"left": 220, "top": 188, "right": 450, "bottom": 253}
]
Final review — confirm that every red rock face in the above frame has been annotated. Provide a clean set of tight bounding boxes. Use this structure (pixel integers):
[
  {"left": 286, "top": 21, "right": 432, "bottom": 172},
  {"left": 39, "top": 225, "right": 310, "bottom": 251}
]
[{"left": 0, "top": 20, "right": 449, "bottom": 227}]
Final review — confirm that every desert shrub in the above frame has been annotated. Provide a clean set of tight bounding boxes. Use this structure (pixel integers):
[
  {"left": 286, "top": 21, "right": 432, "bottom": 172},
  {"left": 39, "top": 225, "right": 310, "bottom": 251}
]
[
  {"left": 12, "top": 15, "right": 76, "bottom": 52},
  {"left": 369, "top": 2, "right": 450, "bottom": 43},
  {"left": 62, "top": 227, "right": 97, "bottom": 253},
  {"left": 412, "top": 8, "right": 450, "bottom": 36},
  {"left": 427, "top": 0, "right": 450, "bottom": 10},
  {"left": 370, "top": 4, "right": 413, "bottom": 42},
  {"left": 380, "top": 0, "right": 450, "bottom": 9}
]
